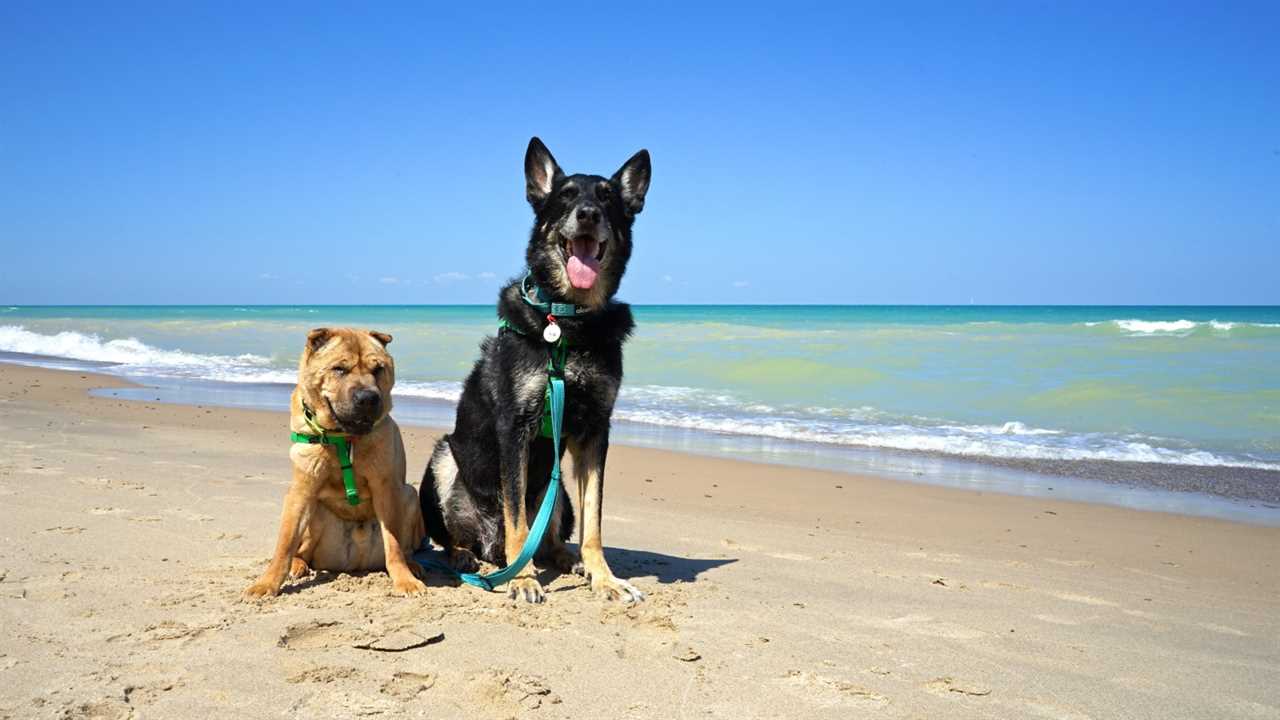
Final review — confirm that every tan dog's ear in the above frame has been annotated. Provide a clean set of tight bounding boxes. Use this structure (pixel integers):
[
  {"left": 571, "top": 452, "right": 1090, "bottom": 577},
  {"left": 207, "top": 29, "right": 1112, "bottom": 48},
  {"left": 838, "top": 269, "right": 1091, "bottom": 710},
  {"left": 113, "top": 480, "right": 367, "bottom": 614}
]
[
  {"left": 306, "top": 328, "right": 333, "bottom": 353},
  {"left": 370, "top": 331, "right": 393, "bottom": 347}
]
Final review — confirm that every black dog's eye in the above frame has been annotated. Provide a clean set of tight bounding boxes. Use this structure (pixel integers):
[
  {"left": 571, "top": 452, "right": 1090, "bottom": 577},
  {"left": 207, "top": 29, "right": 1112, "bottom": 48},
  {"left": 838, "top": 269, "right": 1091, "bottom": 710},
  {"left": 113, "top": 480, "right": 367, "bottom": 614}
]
[
  {"left": 332, "top": 366, "right": 348, "bottom": 376},
  {"left": 596, "top": 184, "right": 612, "bottom": 201},
  {"left": 559, "top": 185, "right": 579, "bottom": 201}
]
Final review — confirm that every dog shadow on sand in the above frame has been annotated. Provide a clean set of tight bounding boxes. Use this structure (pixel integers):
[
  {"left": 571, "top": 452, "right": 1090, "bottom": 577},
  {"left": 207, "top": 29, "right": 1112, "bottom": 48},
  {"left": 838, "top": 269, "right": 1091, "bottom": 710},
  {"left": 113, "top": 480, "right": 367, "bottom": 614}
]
[
  {"left": 273, "top": 545, "right": 735, "bottom": 595},
  {"left": 531, "top": 545, "right": 737, "bottom": 591}
]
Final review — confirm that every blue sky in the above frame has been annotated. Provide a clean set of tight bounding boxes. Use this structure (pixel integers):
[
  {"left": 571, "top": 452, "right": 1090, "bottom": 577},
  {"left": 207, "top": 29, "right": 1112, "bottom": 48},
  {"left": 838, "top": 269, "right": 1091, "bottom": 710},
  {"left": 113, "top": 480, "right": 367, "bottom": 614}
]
[{"left": 1, "top": 2, "right": 1276, "bottom": 305}]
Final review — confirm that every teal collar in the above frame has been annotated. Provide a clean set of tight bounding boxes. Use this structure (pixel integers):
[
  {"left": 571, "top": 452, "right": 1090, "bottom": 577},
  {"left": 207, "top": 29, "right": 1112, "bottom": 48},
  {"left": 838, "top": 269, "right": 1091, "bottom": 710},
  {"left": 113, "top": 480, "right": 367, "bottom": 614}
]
[{"left": 521, "top": 272, "right": 590, "bottom": 317}]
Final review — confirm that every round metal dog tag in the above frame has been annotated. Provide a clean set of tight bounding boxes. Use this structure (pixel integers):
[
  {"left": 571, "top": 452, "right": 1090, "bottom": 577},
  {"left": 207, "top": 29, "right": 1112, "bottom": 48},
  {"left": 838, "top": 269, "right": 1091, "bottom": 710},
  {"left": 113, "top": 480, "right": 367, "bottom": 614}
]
[{"left": 543, "top": 323, "right": 561, "bottom": 343}]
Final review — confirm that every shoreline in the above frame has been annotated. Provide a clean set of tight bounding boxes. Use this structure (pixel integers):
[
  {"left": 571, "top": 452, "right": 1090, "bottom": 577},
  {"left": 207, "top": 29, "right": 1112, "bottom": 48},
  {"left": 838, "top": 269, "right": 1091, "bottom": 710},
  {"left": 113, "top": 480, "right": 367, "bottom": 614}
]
[{"left": 4, "top": 352, "right": 1277, "bottom": 526}]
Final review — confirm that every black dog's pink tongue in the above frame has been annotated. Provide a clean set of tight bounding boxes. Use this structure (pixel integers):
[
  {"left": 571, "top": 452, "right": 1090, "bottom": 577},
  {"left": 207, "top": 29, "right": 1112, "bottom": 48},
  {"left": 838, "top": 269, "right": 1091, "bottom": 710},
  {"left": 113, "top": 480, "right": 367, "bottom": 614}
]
[{"left": 567, "top": 237, "right": 600, "bottom": 289}]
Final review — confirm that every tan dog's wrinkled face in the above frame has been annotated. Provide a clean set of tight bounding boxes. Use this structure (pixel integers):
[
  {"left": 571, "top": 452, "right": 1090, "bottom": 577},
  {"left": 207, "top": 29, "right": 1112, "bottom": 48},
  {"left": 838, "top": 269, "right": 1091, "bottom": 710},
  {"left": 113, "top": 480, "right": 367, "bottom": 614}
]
[{"left": 298, "top": 327, "right": 395, "bottom": 434}]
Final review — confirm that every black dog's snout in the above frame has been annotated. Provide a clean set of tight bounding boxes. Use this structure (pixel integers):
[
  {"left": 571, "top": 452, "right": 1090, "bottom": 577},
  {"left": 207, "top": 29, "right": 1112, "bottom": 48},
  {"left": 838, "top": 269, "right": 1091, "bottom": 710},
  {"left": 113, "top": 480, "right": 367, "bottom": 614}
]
[
  {"left": 576, "top": 205, "right": 602, "bottom": 225},
  {"left": 354, "top": 388, "right": 382, "bottom": 414}
]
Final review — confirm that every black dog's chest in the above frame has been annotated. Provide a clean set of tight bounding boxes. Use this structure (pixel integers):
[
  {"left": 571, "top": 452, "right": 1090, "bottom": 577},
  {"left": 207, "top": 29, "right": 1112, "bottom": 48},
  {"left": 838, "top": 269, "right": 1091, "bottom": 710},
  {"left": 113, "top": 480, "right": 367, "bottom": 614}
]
[{"left": 554, "top": 350, "right": 620, "bottom": 436}]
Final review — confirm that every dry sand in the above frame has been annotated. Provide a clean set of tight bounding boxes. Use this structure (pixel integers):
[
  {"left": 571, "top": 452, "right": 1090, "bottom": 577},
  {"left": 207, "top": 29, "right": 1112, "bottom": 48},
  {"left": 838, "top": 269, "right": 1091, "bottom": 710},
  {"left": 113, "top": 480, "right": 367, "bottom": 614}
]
[{"left": 0, "top": 362, "right": 1277, "bottom": 719}]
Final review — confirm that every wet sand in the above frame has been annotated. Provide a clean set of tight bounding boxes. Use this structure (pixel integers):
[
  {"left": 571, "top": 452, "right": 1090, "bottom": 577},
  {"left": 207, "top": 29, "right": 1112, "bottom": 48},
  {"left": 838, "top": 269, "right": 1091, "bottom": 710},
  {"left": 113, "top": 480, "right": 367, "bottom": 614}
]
[{"left": 1, "top": 363, "right": 1277, "bottom": 719}]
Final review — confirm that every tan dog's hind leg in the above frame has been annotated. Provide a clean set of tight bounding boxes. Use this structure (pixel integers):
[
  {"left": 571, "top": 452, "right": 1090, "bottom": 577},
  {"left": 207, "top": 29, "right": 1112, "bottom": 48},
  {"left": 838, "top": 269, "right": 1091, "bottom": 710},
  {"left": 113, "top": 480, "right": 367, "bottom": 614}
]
[
  {"left": 244, "top": 466, "right": 317, "bottom": 598},
  {"left": 290, "top": 528, "right": 316, "bottom": 579},
  {"left": 368, "top": 476, "right": 426, "bottom": 595},
  {"left": 574, "top": 441, "right": 644, "bottom": 603}
]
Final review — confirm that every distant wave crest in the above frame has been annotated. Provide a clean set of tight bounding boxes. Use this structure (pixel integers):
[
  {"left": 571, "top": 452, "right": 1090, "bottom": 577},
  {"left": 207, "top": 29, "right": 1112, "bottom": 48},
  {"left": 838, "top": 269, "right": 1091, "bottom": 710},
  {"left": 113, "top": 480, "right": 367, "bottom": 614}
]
[
  {"left": 1080, "top": 319, "right": 1280, "bottom": 336},
  {"left": 0, "top": 325, "right": 294, "bottom": 384}
]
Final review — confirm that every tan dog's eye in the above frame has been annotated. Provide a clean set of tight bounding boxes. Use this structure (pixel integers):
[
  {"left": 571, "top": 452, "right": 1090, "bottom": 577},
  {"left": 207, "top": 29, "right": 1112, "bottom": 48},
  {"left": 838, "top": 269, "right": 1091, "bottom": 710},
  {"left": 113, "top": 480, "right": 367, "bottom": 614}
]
[
  {"left": 372, "top": 365, "right": 385, "bottom": 376},
  {"left": 332, "top": 366, "right": 348, "bottom": 376}
]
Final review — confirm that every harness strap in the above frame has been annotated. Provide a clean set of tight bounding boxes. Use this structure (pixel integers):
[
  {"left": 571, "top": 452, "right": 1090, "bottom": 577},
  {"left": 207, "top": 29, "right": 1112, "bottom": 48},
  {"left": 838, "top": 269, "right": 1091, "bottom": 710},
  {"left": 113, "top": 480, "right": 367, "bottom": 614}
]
[{"left": 292, "top": 404, "right": 362, "bottom": 506}]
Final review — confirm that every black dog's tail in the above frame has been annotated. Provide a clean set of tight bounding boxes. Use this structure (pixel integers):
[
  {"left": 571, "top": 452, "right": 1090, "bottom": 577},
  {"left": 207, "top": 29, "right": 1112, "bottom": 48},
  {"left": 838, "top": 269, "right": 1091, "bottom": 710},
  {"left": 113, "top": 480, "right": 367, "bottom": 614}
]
[{"left": 418, "top": 435, "right": 456, "bottom": 551}]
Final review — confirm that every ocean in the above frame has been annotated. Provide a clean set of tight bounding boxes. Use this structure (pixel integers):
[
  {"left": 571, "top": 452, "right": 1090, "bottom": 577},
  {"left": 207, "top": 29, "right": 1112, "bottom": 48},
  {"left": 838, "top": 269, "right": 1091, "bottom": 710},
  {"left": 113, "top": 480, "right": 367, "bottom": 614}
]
[{"left": 3, "top": 304, "right": 1278, "bottom": 522}]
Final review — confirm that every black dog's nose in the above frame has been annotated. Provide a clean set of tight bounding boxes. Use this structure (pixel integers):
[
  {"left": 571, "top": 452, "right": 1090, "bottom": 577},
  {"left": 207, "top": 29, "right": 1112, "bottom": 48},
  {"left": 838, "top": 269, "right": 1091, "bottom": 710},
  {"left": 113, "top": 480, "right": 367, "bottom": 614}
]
[
  {"left": 576, "top": 205, "right": 601, "bottom": 225},
  {"left": 354, "top": 388, "right": 381, "bottom": 414}
]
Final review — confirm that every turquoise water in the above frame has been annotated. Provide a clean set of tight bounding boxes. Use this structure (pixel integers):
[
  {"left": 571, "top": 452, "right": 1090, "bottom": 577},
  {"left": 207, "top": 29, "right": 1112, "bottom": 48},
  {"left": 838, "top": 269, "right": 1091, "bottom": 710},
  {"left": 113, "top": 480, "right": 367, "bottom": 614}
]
[{"left": 2, "top": 305, "right": 1278, "bottom": 472}]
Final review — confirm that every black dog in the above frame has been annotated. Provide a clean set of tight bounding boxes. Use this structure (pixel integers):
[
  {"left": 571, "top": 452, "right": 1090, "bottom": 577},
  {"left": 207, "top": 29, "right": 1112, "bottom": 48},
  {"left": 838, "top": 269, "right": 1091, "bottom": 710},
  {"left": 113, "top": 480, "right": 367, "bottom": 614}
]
[{"left": 419, "top": 137, "right": 651, "bottom": 603}]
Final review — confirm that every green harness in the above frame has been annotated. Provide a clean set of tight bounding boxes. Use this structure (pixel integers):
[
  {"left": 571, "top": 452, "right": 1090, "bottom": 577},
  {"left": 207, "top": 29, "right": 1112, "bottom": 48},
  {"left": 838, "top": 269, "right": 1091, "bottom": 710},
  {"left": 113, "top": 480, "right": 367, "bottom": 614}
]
[{"left": 290, "top": 403, "right": 362, "bottom": 506}]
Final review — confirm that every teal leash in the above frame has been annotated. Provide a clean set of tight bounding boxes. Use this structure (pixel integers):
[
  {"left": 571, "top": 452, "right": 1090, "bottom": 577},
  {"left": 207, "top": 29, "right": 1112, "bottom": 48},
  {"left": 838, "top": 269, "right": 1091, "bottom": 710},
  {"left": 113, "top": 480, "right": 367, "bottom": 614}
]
[{"left": 414, "top": 299, "right": 568, "bottom": 592}]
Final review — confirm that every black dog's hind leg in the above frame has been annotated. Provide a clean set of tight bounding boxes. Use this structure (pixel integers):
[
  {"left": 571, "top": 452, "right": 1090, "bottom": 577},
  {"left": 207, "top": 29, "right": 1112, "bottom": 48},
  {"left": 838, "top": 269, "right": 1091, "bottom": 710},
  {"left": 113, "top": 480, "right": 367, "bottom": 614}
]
[
  {"left": 496, "top": 401, "right": 545, "bottom": 603},
  {"left": 419, "top": 437, "right": 480, "bottom": 573},
  {"left": 532, "top": 452, "right": 579, "bottom": 574}
]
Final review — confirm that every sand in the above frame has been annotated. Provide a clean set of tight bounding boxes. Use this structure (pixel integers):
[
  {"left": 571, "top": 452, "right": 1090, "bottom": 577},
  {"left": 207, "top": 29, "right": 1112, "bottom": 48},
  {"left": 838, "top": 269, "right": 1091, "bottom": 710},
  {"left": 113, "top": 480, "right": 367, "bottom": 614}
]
[{"left": 0, "top": 362, "right": 1277, "bottom": 719}]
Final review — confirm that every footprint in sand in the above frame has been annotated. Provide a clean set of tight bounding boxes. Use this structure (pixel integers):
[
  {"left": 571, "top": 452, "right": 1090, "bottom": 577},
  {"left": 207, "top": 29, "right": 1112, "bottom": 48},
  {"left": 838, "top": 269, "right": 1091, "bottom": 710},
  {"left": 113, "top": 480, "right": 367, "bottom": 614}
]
[
  {"left": 381, "top": 671, "right": 436, "bottom": 698},
  {"left": 923, "top": 676, "right": 992, "bottom": 698},
  {"left": 287, "top": 665, "right": 360, "bottom": 684},
  {"left": 465, "top": 669, "right": 561, "bottom": 713},
  {"left": 277, "top": 620, "right": 358, "bottom": 650},
  {"left": 782, "top": 670, "right": 891, "bottom": 708},
  {"left": 123, "top": 679, "right": 182, "bottom": 707},
  {"left": 62, "top": 698, "right": 132, "bottom": 720},
  {"left": 88, "top": 506, "right": 130, "bottom": 516}
]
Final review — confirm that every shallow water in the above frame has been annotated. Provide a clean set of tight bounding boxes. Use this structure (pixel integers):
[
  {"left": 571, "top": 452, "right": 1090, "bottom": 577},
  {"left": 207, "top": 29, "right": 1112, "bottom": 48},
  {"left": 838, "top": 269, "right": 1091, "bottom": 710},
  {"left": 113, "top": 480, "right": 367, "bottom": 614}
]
[{"left": 3, "top": 304, "right": 1279, "bottom": 522}]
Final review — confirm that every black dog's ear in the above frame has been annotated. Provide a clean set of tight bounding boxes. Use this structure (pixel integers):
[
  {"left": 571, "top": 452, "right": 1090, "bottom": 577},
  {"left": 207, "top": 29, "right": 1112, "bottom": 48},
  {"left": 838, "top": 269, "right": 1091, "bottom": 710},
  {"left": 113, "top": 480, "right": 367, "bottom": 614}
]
[
  {"left": 369, "top": 331, "right": 393, "bottom": 347},
  {"left": 611, "top": 149, "right": 651, "bottom": 215},
  {"left": 306, "top": 328, "right": 332, "bottom": 354},
  {"left": 524, "top": 136, "right": 563, "bottom": 207}
]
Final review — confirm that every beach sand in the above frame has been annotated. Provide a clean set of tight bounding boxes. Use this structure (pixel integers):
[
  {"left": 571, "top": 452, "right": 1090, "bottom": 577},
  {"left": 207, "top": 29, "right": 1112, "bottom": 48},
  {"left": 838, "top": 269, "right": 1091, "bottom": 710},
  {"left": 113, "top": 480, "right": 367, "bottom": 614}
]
[{"left": 0, "top": 363, "right": 1277, "bottom": 719}]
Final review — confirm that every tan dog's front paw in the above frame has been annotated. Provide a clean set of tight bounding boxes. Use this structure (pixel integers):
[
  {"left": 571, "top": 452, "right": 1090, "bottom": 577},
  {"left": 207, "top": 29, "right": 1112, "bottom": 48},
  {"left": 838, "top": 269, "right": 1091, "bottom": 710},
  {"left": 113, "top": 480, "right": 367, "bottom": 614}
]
[
  {"left": 591, "top": 574, "right": 645, "bottom": 604},
  {"left": 391, "top": 574, "right": 427, "bottom": 596},
  {"left": 242, "top": 579, "right": 280, "bottom": 599},
  {"left": 506, "top": 575, "right": 546, "bottom": 604},
  {"left": 289, "top": 557, "right": 312, "bottom": 579}
]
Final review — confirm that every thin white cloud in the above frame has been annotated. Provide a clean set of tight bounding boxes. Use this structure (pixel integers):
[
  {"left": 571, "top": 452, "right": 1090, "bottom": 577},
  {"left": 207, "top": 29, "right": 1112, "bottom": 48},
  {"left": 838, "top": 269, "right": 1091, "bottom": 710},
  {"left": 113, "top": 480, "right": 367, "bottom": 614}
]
[
  {"left": 476, "top": 271, "right": 497, "bottom": 280},
  {"left": 732, "top": 280, "right": 751, "bottom": 288},
  {"left": 379, "top": 276, "right": 400, "bottom": 285},
  {"left": 258, "top": 272, "right": 278, "bottom": 281},
  {"left": 433, "top": 271, "right": 470, "bottom": 283},
  {"left": 661, "top": 274, "right": 674, "bottom": 283}
]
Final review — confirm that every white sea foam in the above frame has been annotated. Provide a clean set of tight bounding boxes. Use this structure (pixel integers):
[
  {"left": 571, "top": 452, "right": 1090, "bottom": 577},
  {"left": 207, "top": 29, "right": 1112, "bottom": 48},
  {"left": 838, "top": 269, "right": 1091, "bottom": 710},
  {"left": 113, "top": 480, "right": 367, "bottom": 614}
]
[
  {"left": 395, "top": 381, "right": 463, "bottom": 403},
  {"left": 611, "top": 406, "right": 1280, "bottom": 470},
  {"left": 0, "top": 325, "right": 288, "bottom": 383},
  {"left": 1079, "top": 319, "right": 1280, "bottom": 335},
  {"left": 1113, "top": 319, "right": 1198, "bottom": 334}
]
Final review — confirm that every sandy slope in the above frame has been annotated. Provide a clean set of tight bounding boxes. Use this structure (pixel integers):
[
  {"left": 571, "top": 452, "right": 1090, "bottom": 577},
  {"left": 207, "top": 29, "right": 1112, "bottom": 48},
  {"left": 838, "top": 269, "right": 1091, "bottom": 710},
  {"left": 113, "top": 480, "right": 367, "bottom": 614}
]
[{"left": 0, "top": 363, "right": 1276, "bottom": 719}]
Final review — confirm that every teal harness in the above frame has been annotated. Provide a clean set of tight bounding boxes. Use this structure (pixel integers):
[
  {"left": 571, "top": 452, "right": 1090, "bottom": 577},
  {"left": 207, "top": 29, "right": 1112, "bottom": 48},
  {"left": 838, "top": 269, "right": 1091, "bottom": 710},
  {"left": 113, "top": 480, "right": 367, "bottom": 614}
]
[{"left": 413, "top": 274, "right": 579, "bottom": 591}]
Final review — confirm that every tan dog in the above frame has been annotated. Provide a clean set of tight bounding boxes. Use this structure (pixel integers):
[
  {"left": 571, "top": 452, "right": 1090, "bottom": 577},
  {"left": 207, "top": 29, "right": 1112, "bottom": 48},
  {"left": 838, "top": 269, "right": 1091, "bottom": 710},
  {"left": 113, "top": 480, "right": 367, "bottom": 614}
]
[{"left": 244, "top": 327, "right": 427, "bottom": 598}]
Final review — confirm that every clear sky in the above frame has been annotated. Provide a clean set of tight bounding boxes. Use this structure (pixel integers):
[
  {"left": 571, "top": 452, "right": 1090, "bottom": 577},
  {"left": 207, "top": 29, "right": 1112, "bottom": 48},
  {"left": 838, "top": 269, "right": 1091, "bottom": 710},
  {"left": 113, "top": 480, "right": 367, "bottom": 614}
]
[{"left": 1, "top": 2, "right": 1276, "bottom": 305}]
